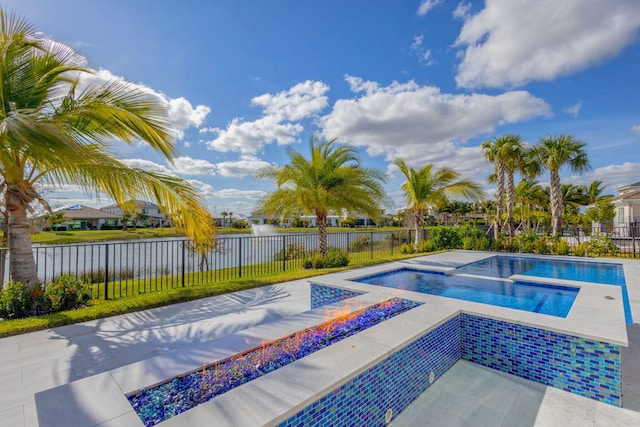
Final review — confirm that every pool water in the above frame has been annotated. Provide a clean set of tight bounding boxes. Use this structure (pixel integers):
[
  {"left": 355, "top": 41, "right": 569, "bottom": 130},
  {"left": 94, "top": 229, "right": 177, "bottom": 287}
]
[
  {"left": 354, "top": 268, "right": 577, "bottom": 317},
  {"left": 457, "top": 255, "right": 632, "bottom": 323}
]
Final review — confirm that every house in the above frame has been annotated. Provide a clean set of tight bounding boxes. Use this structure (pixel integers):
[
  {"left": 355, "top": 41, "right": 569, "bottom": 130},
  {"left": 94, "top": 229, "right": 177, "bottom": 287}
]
[
  {"left": 43, "top": 205, "right": 120, "bottom": 231},
  {"left": 607, "top": 181, "right": 640, "bottom": 237},
  {"left": 100, "top": 200, "right": 171, "bottom": 228}
]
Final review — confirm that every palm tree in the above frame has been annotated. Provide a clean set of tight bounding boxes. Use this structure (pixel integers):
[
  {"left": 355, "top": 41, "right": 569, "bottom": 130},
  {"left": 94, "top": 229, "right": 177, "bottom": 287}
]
[
  {"left": 394, "top": 159, "right": 484, "bottom": 249},
  {"left": 515, "top": 178, "right": 546, "bottom": 229},
  {"left": 584, "top": 180, "right": 608, "bottom": 205},
  {"left": 530, "top": 135, "right": 591, "bottom": 235},
  {"left": 256, "top": 135, "right": 387, "bottom": 256},
  {"left": 481, "top": 137, "right": 506, "bottom": 238},
  {"left": 0, "top": 9, "right": 214, "bottom": 287}
]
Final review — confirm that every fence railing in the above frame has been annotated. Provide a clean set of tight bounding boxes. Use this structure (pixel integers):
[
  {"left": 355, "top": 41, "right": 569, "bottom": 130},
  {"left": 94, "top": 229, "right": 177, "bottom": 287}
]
[{"left": 0, "top": 227, "right": 637, "bottom": 301}]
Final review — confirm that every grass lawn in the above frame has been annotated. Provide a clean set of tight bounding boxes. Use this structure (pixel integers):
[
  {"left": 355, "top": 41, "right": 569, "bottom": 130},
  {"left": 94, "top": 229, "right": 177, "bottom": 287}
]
[{"left": 0, "top": 251, "right": 425, "bottom": 337}]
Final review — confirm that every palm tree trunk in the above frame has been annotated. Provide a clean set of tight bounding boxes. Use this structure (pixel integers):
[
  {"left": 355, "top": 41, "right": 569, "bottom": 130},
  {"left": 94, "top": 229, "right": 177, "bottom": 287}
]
[
  {"left": 494, "top": 161, "right": 505, "bottom": 239},
  {"left": 317, "top": 211, "right": 328, "bottom": 256},
  {"left": 549, "top": 170, "right": 562, "bottom": 236},
  {"left": 506, "top": 172, "right": 515, "bottom": 237},
  {"left": 413, "top": 209, "right": 421, "bottom": 249},
  {"left": 5, "top": 193, "right": 39, "bottom": 287}
]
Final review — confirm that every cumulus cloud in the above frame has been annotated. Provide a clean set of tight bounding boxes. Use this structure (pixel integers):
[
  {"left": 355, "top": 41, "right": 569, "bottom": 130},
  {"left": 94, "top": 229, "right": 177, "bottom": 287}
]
[
  {"left": 321, "top": 77, "right": 551, "bottom": 171},
  {"left": 563, "top": 102, "right": 583, "bottom": 118},
  {"left": 453, "top": 2, "right": 472, "bottom": 20},
  {"left": 454, "top": 0, "right": 640, "bottom": 88},
  {"left": 631, "top": 124, "right": 640, "bottom": 133},
  {"left": 172, "top": 156, "right": 216, "bottom": 175},
  {"left": 187, "top": 180, "right": 216, "bottom": 198},
  {"left": 215, "top": 155, "right": 273, "bottom": 178},
  {"left": 121, "top": 158, "right": 174, "bottom": 175},
  {"left": 80, "top": 69, "right": 211, "bottom": 140},
  {"left": 585, "top": 162, "right": 640, "bottom": 190},
  {"left": 417, "top": 0, "right": 441, "bottom": 16},
  {"left": 205, "top": 81, "right": 329, "bottom": 154}
]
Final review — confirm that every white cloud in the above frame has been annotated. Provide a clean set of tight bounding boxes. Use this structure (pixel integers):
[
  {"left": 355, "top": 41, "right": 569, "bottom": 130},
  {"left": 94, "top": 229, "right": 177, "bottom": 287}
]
[
  {"left": 453, "top": 2, "right": 472, "bottom": 20},
  {"left": 454, "top": 0, "right": 640, "bottom": 88},
  {"left": 205, "top": 81, "right": 329, "bottom": 154},
  {"left": 251, "top": 80, "right": 329, "bottom": 121},
  {"left": 417, "top": 0, "right": 441, "bottom": 16},
  {"left": 121, "top": 158, "right": 174, "bottom": 175},
  {"left": 80, "top": 69, "right": 211, "bottom": 140},
  {"left": 172, "top": 156, "right": 216, "bottom": 175},
  {"left": 563, "top": 102, "right": 583, "bottom": 118},
  {"left": 215, "top": 155, "right": 272, "bottom": 178},
  {"left": 585, "top": 162, "right": 640, "bottom": 191},
  {"left": 187, "top": 180, "right": 216, "bottom": 198},
  {"left": 213, "top": 189, "right": 266, "bottom": 199},
  {"left": 631, "top": 125, "right": 640, "bottom": 134},
  {"left": 321, "top": 77, "right": 551, "bottom": 168}
]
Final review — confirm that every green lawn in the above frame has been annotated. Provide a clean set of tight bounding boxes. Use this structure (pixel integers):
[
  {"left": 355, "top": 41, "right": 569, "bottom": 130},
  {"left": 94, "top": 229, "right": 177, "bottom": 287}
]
[{"left": 0, "top": 251, "right": 425, "bottom": 337}]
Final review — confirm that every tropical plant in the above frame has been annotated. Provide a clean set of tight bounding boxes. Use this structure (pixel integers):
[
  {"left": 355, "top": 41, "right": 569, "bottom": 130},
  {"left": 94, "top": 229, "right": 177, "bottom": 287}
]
[
  {"left": 530, "top": 135, "right": 591, "bottom": 235},
  {"left": 481, "top": 137, "right": 506, "bottom": 238},
  {"left": 394, "top": 159, "right": 484, "bottom": 249},
  {"left": 256, "top": 135, "right": 387, "bottom": 256},
  {"left": 515, "top": 178, "right": 547, "bottom": 229},
  {"left": 0, "top": 8, "right": 214, "bottom": 288}
]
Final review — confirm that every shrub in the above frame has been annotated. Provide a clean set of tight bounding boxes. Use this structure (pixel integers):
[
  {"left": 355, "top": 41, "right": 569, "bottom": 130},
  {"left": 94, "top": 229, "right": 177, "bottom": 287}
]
[
  {"left": 44, "top": 274, "right": 91, "bottom": 313},
  {"left": 0, "top": 281, "right": 33, "bottom": 319},
  {"left": 587, "top": 233, "right": 619, "bottom": 257},
  {"left": 574, "top": 243, "right": 589, "bottom": 257},
  {"left": 430, "top": 226, "right": 462, "bottom": 250},
  {"left": 303, "top": 247, "right": 350, "bottom": 269},
  {"left": 274, "top": 243, "right": 306, "bottom": 261},
  {"left": 417, "top": 239, "right": 435, "bottom": 253},
  {"left": 552, "top": 238, "right": 571, "bottom": 255},
  {"left": 399, "top": 243, "right": 414, "bottom": 254}
]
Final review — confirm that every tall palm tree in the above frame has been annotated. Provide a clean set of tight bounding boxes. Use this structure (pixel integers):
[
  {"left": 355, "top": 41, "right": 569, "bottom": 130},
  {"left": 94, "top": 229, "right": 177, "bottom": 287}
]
[
  {"left": 394, "top": 159, "right": 484, "bottom": 249},
  {"left": 500, "top": 134, "right": 528, "bottom": 237},
  {"left": 482, "top": 136, "right": 507, "bottom": 238},
  {"left": 256, "top": 135, "right": 387, "bottom": 256},
  {"left": 530, "top": 135, "right": 591, "bottom": 235},
  {"left": 515, "top": 178, "right": 546, "bottom": 229},
  {"left": 0, "top": 9, "right": 214, "bottom": 287},
  {"left": 585, "top": 180, "right": 608, "bottom": 205}
]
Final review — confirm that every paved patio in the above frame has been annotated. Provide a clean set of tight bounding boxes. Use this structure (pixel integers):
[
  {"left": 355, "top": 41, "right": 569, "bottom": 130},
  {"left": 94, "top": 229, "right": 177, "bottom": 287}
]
[{"left": 1, "top": 252, "right": 640, "bottom": 426}]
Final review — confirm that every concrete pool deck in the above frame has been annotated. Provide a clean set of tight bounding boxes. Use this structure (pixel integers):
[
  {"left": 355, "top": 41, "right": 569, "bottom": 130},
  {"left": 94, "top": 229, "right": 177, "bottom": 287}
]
[{"left": 0, "top": 250, "right": 639, "bottom": 426}]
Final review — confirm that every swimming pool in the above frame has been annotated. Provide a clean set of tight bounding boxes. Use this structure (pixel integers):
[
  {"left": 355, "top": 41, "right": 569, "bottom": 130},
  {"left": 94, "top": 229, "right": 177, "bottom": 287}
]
[
  {"left": 457, "top": 255, "right": 632, "bottom": 323},
  {"left": 353, "top": 268, "right": 578, "bottom": 317}
]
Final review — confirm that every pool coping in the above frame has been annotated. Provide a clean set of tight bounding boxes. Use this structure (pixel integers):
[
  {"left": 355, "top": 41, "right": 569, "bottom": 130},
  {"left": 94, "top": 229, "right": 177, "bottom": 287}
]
[{"left": 33, "top": 251, "right": 635, "bottom": 426}]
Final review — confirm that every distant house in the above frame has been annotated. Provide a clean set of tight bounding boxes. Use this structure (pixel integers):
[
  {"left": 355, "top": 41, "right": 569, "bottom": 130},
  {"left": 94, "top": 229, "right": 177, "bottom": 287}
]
[
  {"left": 100, "top": 200, "right": 171, "bottom": 228},
  {"left": 43, "top": 205, "right": 120, "bottom": 231},
  {"left": 607, "top": 181, "right": 640, "bottom": 236}
]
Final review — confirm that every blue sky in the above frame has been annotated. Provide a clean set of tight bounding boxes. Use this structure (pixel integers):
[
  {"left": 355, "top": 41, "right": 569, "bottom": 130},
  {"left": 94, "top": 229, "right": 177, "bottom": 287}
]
[{"left": 5, "top": 0, "right": 640, "bottom": 216}]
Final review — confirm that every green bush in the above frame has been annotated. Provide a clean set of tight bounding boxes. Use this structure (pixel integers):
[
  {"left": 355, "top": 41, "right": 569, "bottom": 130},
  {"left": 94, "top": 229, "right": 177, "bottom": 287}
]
[
  {"left": 552, "top": 238, "right": 571, "bottom": 255},
  {"left": 303, "top": 247, "right": 350, "bottom": 269},
  {"left": 0, "top": 281, "right": 34, "bottom": 319},
  {"left": 574, "top": 243, "right": 589, "bottom": 257},
  {"left": 44, "top": 274, "right": 91, "bottom": 313},
  {"left": 587, "top": 233, "right": 619, "bottom": 257},
  {"left": 417, "top": 239, "right": 436, "bottom": 253},
  {"left": 274, "top": 243, "right": 306, "bottom": 261},
  {"left": 430, "top": 226, "right": 462, "bottom": 250},
  {"left": 399, "top": 243, "right": 414, "bottom": 254}
]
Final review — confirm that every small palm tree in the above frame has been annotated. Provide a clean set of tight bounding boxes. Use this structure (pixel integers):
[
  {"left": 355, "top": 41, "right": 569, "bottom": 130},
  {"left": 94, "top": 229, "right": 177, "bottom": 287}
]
[
  {"left": 394, "top": 159, "right": 484, "bottom": 249},
  {"left": 0, "top": 9, "right": 214, "bottom": 287},
  {"left": 481, "top": 137, "right": 506, "bottom": 238},
  {"left": 530, "top": 135, "right": 591, "bottom": 235},
  {"left": 256, "top": 135, "right": 387, "bottom": 256}
]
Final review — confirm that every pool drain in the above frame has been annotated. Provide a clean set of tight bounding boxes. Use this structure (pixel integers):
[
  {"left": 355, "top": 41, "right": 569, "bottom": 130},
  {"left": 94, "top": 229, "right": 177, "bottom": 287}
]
[
  {"left": 385, "top": 408, "right": 393, "bottom": 424},
  {"left": 429, "top": 371, "right": 435, "bottom": 384}
]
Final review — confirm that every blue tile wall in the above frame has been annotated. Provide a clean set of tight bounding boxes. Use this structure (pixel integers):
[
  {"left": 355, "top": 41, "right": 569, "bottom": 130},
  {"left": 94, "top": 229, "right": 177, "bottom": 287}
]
[
  {"left": 277, "top": 312, "right": 622, "bottom": 426},
  {"left": 460, "top": 314, "right": 621, "bottom": 406},
  {"left": 278, "top": 316, "right": 461, "bottom": 427},
  {"left": 310, "top": 284, "right": 365, "bottom": 309}
]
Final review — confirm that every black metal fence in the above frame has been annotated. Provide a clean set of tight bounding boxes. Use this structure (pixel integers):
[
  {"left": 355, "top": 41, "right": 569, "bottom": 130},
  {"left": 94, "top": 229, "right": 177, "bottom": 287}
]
[
  {"left": 0, "top": 227, "right": 637, "bottom": 301},
  {"left": 0, "top": 231, "right": 414, "bottom": 300}
]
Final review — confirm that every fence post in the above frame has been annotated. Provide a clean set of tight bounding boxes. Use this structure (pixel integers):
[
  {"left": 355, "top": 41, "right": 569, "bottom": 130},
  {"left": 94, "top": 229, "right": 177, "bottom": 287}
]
[
  {"left": 104, "top": 244, "right": 109, "bottom": 300},
  {"left": 181, "top": 240, "right": 186, "bottom": 287},
  {"left": 238, "top": 238, "right": 242, "bottom": 278},
  {"left": 390, "top": 231, "right": 394, "bottom": 255},
  {"left": 282, "top": 235, "right": 286, "bottom": 272},
  {"left": 370, "top": 231, "right": 374, "bottom": 259}
]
